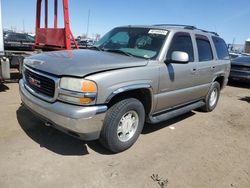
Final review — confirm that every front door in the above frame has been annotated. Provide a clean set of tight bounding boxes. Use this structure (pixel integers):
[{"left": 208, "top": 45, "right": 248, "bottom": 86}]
[{"left": 155, "top": 32, "right": 200, "bottom": 112}]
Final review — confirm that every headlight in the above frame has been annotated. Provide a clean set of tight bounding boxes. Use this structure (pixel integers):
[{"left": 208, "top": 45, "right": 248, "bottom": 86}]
[
  {"left": 60, "top": 77, "right": 97, "bottom": 93},
  {"left": 59, "top": 77, "right": 97, "bottom": 105}
]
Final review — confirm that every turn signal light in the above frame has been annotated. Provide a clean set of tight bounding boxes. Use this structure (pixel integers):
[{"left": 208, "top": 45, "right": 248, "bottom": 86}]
[{"left": 81, "top": 80, "right": 97, "bottom": 93}]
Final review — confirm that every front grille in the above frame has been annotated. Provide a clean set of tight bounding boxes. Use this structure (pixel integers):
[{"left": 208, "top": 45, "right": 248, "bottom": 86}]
[
  {"left": 24, "top": 68, "right": 55, "bottom": 98},
  {"left": 231, "top": 65, "right": 250, "bottom": 72}
]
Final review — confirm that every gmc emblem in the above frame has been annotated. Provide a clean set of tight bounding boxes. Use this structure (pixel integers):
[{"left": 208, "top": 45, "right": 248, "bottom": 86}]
[{"left": 28, "top": 76, "right": 41, "bottom": 88}]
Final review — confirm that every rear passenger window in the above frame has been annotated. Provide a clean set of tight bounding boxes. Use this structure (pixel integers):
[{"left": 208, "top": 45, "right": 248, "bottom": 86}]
[
  {"left": 212, "top": 36, "right": 229, "bottom": 60},
  {"left": 168, "top": 33, "right": 194, "bottom": 62},
  {"left": 196, "top": 35, "right": 213, "bottom": 61}
]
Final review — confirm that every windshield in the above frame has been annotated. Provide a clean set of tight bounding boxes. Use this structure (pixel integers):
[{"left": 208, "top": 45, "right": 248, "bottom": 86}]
[{"left": 94, "top": 27, "right": 168, "bottom": 59}]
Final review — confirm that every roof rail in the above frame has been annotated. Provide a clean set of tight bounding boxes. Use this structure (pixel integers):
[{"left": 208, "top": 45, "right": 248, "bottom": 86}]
[
  {"left": 198, "top": 29, "right": 219, "bottom": 36},
  {"left": 153, "top": 24, "right": 197, "bottom": 30},
  {"left": 154, "top": 24, "right": 219, "bottom": 36}
]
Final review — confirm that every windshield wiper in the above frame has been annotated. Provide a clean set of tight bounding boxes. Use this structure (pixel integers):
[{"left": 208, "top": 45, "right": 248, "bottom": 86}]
[{"left": 103, "top": 49, "right": 134, "bottom": 57}]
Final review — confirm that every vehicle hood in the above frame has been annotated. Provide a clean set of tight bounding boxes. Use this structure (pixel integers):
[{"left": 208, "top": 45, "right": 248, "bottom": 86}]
[{"left": 24, "top": 49, "right": 148, "bottom": 77}]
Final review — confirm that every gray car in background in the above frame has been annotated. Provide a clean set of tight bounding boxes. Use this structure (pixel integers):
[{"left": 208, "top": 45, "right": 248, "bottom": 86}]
[
  {"left": 229, "top": 56, "right": 250, "bottom": 83},
  {"left": 19, "top": 24, "right": 231, "bottom": 153}
]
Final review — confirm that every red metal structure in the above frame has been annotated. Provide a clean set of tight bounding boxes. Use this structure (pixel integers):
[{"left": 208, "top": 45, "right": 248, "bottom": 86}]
[{"left": 35, "top": 0, "right": 78, "bottom": 50}]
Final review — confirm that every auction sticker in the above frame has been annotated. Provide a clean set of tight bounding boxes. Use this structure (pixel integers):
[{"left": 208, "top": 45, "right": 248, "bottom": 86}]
[{"left": 148, "top": 29, "right": 168, "bottom": 35}]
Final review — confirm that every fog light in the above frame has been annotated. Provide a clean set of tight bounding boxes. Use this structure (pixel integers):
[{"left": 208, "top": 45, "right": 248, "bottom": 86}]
[
  {"left": 79, "top": 98, "right": 92, "bottom": 104},
  {"left": 58, "top": 94, "right": 93, "bottom": 105},
  {"left": 58, "top": 94, "right": 81, "bottom": 104}
]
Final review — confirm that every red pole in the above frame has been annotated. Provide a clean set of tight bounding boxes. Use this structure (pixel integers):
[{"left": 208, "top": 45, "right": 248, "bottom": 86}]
[
  {"left": 45, "top": 0, "right": 48, "bottom": 28},
  {"left": 63, "top": 0, "right": 71, "bottom": 50},
  {"left": 35, "top": 0, "right": 42, "bottom": 45},
  {"left": 70, "top": 31, "right": 79, "bottom": 49},
  {"left": 54, "top": 0, "right": 58, "bottom": 28}
]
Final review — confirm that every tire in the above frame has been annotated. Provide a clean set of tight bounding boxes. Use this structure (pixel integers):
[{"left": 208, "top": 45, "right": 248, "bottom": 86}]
[
  {"left": 200, "top": 81, "right": 220, "bottom": 112},
  {"left": 100, "top": 98, "right": 145, "bottom": 153}
]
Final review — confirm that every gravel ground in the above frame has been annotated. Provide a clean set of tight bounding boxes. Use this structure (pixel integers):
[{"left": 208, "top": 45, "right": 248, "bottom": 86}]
[{"left": 0, "top": 81, "right": 249, "bottom": 188}]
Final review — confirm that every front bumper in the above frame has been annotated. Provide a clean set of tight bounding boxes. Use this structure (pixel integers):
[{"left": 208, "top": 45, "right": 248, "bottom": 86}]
[{"left": 19, "top": 79, "right": 107, "bottom": 141}]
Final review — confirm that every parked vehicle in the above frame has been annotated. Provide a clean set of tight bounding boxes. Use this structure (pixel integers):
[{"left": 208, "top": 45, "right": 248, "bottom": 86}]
[
  {"left": 0, "top": 0, "right": 78, "bottom": 82},
  {"left": 78, "top": 39, "right": 95, "bottom": 47},
  {"left": 4, "top": 32, "right": 34, "bottom": 51},
  {"left": 229, "top": 52, "right": 241, "bottom": 59},
  {"left": 229, "top": 56, "right": 250, "bottom": 83},
  {"left": 0, "top": 1, "right": 36, "bottom": 81},
  {"left": 19, "top": 24, "right": 230, "bottom": 153},
  {"left": 229, "top": 52, "right": 249, "bottom": 60}
]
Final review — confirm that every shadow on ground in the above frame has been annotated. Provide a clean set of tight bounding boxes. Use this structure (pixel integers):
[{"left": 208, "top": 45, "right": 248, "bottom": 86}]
[
  {"left": 1, "top": 72, "right": 21, "bottom": 92},
  {"left": 0, "top": 83, "right": 9, "bottom": 92},
  {"left": 16, "top": 105, "right": 114, "bottom": 156},
  {"left": 142, "top": 111, "right": 195, "bottom": 134},
  {"left": 16, "top": 104, "right": 196, "bottom": 156},
  {"left": 239, "top": 97, "right": 250, "bottom": 103},
  {"left": 16, "top": 105, "right": 88, "bottom": 156}
]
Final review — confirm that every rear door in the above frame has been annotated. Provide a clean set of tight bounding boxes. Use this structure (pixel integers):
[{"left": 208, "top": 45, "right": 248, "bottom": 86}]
[{"left": 193, "top": 34, "right": 215, "bottom": 97}]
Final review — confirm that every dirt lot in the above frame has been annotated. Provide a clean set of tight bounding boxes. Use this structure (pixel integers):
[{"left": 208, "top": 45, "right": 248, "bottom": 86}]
[{"left": 0, "top": 81, "right": 249, "bottom": 188}]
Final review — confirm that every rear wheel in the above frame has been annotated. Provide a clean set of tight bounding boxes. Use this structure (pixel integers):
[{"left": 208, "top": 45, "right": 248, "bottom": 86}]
[
  {"left": 201, "top": 81, "right": 220, "bottom": 112},
  {"left": 100, "top": 98, "right": 145, "bottom": 153}
]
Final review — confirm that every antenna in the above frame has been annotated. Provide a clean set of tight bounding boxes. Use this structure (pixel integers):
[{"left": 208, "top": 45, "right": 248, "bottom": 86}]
[
  {"left": 86, "top": 9, "right": 90, "bottom": 38},
  {"left": 22, "top": 19, "right": 25, "bottom": 33}
]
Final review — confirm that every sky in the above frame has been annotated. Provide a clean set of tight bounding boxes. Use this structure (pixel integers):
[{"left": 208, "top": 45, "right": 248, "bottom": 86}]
[{"left": 2, "top": 0, "right": 250, "bottom": 44}]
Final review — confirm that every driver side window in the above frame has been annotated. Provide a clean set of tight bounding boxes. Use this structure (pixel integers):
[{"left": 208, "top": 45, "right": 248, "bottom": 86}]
[{"left": 167, "top": 33, "right": 194, "bottom": 62}]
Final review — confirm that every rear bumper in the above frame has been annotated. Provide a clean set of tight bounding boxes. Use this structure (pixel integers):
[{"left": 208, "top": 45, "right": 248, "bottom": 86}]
[
  {"left": 19, "top": 79, "right": 107, "bottom": 140},
  {"left": 229, "top": 70, "right": 250, "bottom": 82}
]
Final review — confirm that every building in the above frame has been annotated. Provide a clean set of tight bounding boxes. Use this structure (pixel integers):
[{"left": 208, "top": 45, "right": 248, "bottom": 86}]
[
  {"left": 228, "top": 43, "right": 244, "bottom": 53},
  {"left": 245, "top": 38, "right": 250, "bottom": 54}
]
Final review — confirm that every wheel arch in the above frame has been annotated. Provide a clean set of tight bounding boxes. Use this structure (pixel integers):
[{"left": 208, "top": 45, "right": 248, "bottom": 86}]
[
  {"left": 213, "top": 75, "right": 225, "bottom": 90},
  {"left": 105, "top": 84, "right": 154, "bottom": 116}
]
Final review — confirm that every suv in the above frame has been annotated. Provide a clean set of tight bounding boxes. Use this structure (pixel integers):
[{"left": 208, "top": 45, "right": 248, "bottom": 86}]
[{"left": 19, "top": 24, "right": 230, "bottom": 153}]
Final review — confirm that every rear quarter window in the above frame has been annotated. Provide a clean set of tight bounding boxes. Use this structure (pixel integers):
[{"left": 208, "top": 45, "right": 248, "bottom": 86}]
[{"left": 212, "top": 36, "right": 229, "bottom": 60}]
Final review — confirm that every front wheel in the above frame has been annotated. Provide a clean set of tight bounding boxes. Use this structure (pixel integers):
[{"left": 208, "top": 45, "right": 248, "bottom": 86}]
[
  {"left": 99, "top": 98, "right": 145, "bottom": 153},
  {"left": 201, "top": 81, "right": 220, "bottom": 112}
]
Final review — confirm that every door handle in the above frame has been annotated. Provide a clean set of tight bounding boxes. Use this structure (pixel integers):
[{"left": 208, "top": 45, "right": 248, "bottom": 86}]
[
  {"left": 191, "top": 68, "right": 197, "bottom": 74},
  {"left": 210, "top": 66, "right": 216, "bottom": 71}
]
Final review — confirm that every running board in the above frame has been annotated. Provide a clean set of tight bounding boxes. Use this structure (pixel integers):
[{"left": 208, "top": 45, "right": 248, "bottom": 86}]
[{"left": 148, "top": 101, "right": 205, "bottom": 124}]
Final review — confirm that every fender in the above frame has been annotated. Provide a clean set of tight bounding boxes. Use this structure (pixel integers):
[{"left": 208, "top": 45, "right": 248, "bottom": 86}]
[{"left": 105, "top": 83, "right": 155, "bottom": 113}]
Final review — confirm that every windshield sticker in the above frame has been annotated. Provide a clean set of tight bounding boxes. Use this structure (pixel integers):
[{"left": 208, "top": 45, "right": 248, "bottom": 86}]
[{"left": 148, "top": 30, "right": 168, "bottom": 35}]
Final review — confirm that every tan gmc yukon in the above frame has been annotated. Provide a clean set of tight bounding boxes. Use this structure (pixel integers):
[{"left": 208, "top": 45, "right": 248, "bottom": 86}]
[{"left": 19, "top": 24, "right": 231, "bottom": 153}]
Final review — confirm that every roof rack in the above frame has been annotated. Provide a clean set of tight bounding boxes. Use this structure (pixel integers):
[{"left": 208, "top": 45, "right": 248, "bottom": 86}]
[
  {"left": 153, "top": 24, "right": 197, "bottom": 30},
  {"left": 153, "top": 24, "right": 219, "bottom": 36},
  {"left": 198, "top": 29, "right": 219, "bottom": 36}
]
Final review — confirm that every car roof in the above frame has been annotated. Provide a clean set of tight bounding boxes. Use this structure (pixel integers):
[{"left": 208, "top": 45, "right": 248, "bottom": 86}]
[
  {"left": 117, "top": 24, "right": 220, "bottom": 37},
  {"left": 6, "top": 32, "right": 28, "bottom": 36}
]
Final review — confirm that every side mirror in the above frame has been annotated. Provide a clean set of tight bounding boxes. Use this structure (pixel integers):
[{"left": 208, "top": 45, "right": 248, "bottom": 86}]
[{"left": 168, "top": 51, "right": 189, "bottom": 63}]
